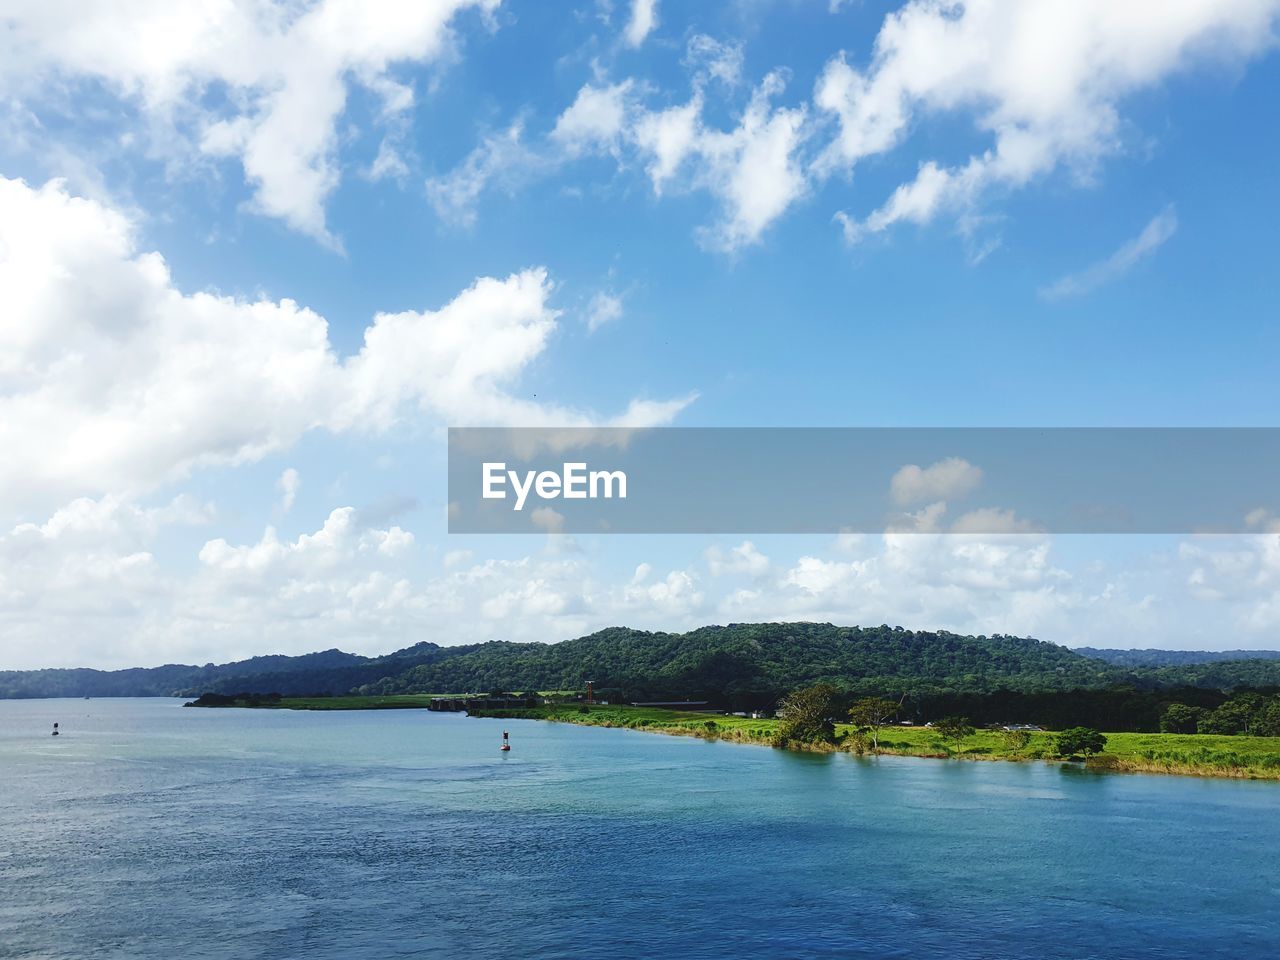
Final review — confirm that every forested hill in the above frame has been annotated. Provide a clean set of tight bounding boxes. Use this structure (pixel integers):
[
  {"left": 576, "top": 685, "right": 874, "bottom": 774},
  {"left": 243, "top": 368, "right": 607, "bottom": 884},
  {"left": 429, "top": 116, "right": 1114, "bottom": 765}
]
[
  {"left": 6, "top": 624, "right": 1280, "bottom": 702},
  {"left": 361, "top": 623, "right": 1125, "bottom": 702},
  {"left": 1077, "top": 647, "right": 1280, "bottom": 667},
  {"left": 0, "top": 642, "right": 452, "bottom": 699}
]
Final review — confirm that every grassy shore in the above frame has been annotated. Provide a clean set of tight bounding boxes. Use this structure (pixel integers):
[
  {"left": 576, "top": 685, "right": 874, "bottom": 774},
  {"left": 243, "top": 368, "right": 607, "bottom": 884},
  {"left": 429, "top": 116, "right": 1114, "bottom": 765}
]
[{"left": 471, "top": 704, "right": 1280, "bottom": 781}]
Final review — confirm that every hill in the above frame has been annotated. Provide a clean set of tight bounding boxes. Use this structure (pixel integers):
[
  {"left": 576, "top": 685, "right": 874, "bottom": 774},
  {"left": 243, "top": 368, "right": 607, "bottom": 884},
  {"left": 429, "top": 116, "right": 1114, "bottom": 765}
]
[
  {"left": 7, "top": 624, "right": 1280, "bottom": 703},
  {"left": 359, "top": 623, "right": 1127, "bottom": 703},
  {"left": 1077, "top": 647, "right": 1280, "bottom": 668},
  {"left": 0, "top": 642, "right": 452, "bottom": 699}
]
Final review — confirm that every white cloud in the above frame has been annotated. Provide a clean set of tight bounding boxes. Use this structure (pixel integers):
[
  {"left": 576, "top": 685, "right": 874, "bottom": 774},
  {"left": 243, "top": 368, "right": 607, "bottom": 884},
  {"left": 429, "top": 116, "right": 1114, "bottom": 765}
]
[
  {"left": 820, "top": 1, "right": 1280, "bottom": 241},
  {"left": 1179, "top": 530, "right": 1280, "bottom": 630},
  {"left": 198, "top": 507, "right": 413, "bottom": 573},
  {"left": 1040, "top": 205, "right": 1179, "bottom": 299},
  {"left": 0, "top": 0, "right": 501, "bottom": 243},
  {"left": 442, "top": 548, "right": 473, "bottom": 569},
  {"left": 425, "top": 121, "right": 546, "bottom": 226},
  {"left": 890, "top": 457, "right": 983, "bottom": 505},
  {"left": 278, "top": 468, "right": 301, "bottom": 513},
  {"left": 689, "top": 72, "right": 811, "bottom": 251},
  {"left": 550, "top": 81, "right": 634, "bottom": 155},
  {"left": 366, "top": 138, "right": 412, "bottom": 183},
  {"left": 684, "top": 35, "right": 744, "bottom": 88},
  {"left": 0, "top": 176, "right": 692, "bottom": 515},
  {"left": 426, "top": 80, "right": 634, "bottom": 226},
  {"left": 618, "top": 568, "right": 704, "bottom": 617},
  {"left": 6, "top": 495, "right": 1280, "bottom": 669},
  {"left": 585, "top": 291, "right": 624, "bottom": 332},
  {"left": 633, "top": 97, "right": 703, "bottom": 191},
  {"left": 623, "top": 0, "right": 659, "bottom": 48},
  {"left": 629, "top": 71, "right": 811, "bottom": 251},
  {"left": 706, "top": 540, "right": 771, "bottom": 577},
  {"left": 435, "top": 66, "right": 812, "bottom": 251}
]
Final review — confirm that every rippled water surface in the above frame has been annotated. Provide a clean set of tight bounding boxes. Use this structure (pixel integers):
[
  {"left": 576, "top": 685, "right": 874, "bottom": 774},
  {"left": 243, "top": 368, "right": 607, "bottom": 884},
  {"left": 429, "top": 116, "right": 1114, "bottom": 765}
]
[{"left": 1, "top": 698, "right": 1277, "bottom": 959}]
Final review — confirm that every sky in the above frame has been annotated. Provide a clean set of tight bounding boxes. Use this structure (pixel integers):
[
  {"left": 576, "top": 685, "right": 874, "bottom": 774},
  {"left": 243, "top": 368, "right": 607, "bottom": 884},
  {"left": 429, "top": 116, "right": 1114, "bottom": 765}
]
[{"left": 2, "top": 0, "right": 1279, "bottom": 669}]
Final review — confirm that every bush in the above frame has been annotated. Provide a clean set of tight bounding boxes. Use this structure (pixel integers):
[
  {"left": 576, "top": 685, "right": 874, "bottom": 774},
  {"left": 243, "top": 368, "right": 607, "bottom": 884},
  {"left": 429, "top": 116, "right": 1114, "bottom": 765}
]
[
  {"left": 1159, "top": 703, "right": 1204, "bottom": 734},
  {"left": 776, "top": 684, "right": 839, "bottom": 745},
  {"left": 935, "top": 716, "right": 976, "bottom": 752},
  {"left": 1001, "top": 729, "right": 1032, "bottom": 752},
  {"left": 1056, "top": 727, "right": 1107, "bottom": 758}
]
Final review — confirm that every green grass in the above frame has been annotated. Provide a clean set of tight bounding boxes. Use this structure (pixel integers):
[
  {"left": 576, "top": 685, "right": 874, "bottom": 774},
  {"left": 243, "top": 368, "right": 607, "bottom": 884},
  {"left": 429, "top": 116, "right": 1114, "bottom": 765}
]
[{"left": 471, "top": 705, "right": 1280, "bottom": 780}]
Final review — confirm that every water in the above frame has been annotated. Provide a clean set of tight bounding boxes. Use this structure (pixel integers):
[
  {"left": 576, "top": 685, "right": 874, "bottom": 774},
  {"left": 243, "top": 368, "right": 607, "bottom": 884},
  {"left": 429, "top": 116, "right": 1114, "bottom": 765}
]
[{"left": 1, "top": 699, "right": 1276, "bottom": 960}]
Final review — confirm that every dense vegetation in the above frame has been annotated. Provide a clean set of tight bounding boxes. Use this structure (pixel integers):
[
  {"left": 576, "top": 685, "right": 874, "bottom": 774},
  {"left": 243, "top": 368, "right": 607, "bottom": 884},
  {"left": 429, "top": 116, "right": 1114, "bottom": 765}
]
[
  {"left": 1079, "top": 647, "right": 1280, "bottom": 667},
  {"left": 7, "top": 624, "right": 1280, "bottom": 720},
  {"left": 1158, "top": 692, "right": 1280, "bottom": 736},
  {"left": 361, "top": 624, "right": 1131, "bottom": 702}
]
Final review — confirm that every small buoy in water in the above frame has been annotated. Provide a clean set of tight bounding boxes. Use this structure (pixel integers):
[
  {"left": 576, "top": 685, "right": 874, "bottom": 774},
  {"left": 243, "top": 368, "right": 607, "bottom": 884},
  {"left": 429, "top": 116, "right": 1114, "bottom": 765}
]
[
  {"left": 51, "top": 722, "right": 59, "bottom": 737},
  {"left": 500, "top": 729, "right": 510, "bottom": 752}
]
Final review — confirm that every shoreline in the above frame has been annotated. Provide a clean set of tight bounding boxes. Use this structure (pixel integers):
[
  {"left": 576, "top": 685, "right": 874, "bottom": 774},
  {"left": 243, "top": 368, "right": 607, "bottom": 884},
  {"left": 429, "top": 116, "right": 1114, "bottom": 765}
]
[
  {"left": 469, "top": 705, "right": 1280, "bottom": 782},
  {"left": 181, "top": 695, "right": 1280, "bottom": 781}
]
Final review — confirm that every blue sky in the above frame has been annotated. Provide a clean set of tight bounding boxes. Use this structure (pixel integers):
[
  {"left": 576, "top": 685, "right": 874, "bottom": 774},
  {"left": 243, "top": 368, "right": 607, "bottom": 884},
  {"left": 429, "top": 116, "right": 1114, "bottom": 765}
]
[{"left": 2, "top": 0, "right": 1279, "bottom": 668}]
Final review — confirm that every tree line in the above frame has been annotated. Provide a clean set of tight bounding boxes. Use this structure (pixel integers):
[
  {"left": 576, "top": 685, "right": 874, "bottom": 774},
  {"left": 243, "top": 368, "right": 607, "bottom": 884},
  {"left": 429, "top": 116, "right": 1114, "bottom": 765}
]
[{"left": 1159, "top": 692, "right": 1280, "bottom": 736}]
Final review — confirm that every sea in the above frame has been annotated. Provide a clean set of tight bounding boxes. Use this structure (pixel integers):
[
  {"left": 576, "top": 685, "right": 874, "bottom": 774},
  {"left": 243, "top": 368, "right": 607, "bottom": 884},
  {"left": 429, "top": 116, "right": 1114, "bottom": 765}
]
[{"left": 1, "top": 697, "right": 1276, "bottom": 959}]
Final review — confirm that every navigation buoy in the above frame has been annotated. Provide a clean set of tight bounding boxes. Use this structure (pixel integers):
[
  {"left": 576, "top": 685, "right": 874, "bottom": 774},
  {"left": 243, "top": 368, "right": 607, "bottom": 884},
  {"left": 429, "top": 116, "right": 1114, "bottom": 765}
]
[
  {"left": 51, "top": 722, "right": 59, "bottom": 737},
  {"left": 500, "top": 729, "right": 511, "bottom": 752}
]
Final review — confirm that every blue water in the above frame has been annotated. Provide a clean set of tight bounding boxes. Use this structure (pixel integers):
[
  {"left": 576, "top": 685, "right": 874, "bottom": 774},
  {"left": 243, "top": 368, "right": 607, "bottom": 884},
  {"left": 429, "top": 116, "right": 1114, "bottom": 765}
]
[{"left": 1, "top": 699, "right": 1276, "bottom": 959}]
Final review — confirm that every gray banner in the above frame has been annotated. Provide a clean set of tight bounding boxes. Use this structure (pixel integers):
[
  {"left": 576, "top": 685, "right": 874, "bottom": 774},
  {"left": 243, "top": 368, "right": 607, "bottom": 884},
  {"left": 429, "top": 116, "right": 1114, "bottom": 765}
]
[{"left": 447, "top": 428, "right": 1280, "bottom": 534}]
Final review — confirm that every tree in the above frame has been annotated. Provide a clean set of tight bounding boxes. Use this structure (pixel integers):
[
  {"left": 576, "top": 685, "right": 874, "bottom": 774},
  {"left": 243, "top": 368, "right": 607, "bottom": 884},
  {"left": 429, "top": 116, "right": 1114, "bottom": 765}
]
[
  {"left": 848, "top": 696, "right": 900, "bottom": 753},
  {"left": 1001, "top": 729, "right": 1032, "bottom": 753},
  {"left": 1159, "top": 703, "right": 1203, "bottom": 734},
  {"left": 776, "top": 683, "right": 838, "bottom": 745},
  {"left": 935, "top": 716, "right": 975, "bottom": 753},
  {"left": 1056, "top": 727, "right": 1107, "bottom": 758},
  {"left": 1254, "top": 697, "right": 1280, "bottom": 737},
  {"left": 1200, "top": 694, "right": 1265, "bottom": 736}
]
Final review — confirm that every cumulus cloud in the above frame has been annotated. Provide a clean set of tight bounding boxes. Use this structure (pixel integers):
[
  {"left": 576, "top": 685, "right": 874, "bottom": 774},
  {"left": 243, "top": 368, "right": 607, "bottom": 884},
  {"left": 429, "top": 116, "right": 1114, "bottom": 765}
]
[
  {"left": 821, "top": 1, "right": 1279, "bottom": 242},
  {"left": 1179, "top": 529, "right": 1280, "bottom": 630},
  {"left": 0, "top": 0, "right": 500, "bottom": 243},
  {"left": 1040, "top": 205, "right": 1179, "bottom": 299},
  {"left": 706, "top": 540, "right": 771, "bottom": 577},
  {"left": 890, "top": 457, "right": 983, "bottom": 505},
  {"left": 0, "top": 176, "right": 692, "bottom": 514},
  {"left": 550, "top": 81, "right": 635, "bottom": 155},
  {"left": 5, "top": 495, "right": 1280, "bottom": 669}
]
